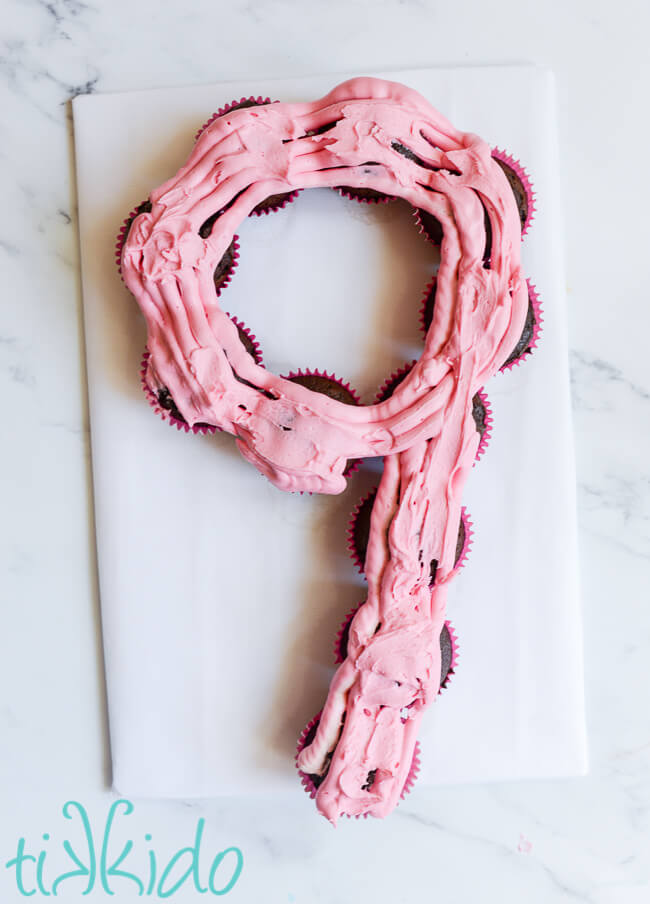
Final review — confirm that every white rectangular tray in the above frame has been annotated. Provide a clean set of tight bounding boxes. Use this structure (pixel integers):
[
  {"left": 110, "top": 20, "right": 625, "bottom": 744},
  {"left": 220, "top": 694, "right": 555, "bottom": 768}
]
[{"left": 73, "top": 65, "right": 587, "bottom": 796}]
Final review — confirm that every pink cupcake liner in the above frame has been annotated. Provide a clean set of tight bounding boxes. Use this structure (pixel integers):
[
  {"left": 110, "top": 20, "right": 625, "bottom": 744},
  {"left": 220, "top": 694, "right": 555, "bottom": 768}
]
[
  {"left": 295, "top": 712, "right": 421, "bottom": 814},
  {"left": 346, "top": 487, "right": 377, "bottom": 574},
  {"left": 336, "top": 186, "right": 396, "bottom": 205},
  {"left": 473, "top": 387, "right": 493, "bottom": 463},
  {"left": 418, "top": 274, "right": 437, "bottom": 338},
  {"left": 333, "top": 601, "right": 366, "bottom": 664},
  {"left": 248, "top": 188, "right": 301, "bottom": 217},
  {"left": 375, "top": 360, "right": 417, "bottom": 404},
  {"left": 140, "top": 349, "right": 218, "bottom": 435},
  {"left": 296, "top": 711, "right": 324, "bottom": 800},
  {"left": 213, "top": 235, "right": 241, "bottom": 296},
  {"left": 491, "top": 148, "right": 536, "bottom": 239},
  {"left": 454, "top": 506, "right": 474, "bottom": 572},
  {"left": 413, "top": 206, "right": 444, "bottom": 247},
  {"left": 115, "top": 202, "right": 148, "bottom": 281},
  {"left": 196, "top": 98, "right": 301, "bottom": 216},
  {"left": 499, "top": 279, "right": 544, "bottom": 373},
  {"left": 440, "top": 620, "right": 459, "bottom": 692},
  {"left": 401, "top": 741, "right": 421, "bottom": 800},
  {"left": 225, "top": 312, "right": 264, "bottom": 366},
  {"left": 284, "top": 368, "right": 361, "bottom": 478}
]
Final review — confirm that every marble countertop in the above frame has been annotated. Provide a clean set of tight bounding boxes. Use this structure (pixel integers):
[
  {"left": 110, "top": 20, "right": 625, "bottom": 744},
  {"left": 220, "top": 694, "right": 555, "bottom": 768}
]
[{"left": 1, "top": 1, "right": 648, "bottom": 902}]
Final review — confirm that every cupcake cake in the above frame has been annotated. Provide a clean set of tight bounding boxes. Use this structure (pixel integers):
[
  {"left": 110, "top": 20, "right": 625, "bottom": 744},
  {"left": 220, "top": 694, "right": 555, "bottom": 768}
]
[{"left": 118, "top": 76, "right": 541, "bottom": 824}]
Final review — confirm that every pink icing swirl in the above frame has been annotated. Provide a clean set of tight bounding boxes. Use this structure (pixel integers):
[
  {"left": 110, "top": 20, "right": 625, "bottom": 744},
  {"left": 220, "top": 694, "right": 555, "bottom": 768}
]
[{"left": 121, "top": 77, "right": 528, "bottom": 823}]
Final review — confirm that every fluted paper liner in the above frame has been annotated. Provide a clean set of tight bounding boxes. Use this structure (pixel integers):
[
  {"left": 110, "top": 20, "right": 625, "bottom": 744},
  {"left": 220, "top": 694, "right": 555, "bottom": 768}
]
[
  {"left": 418, "top": 274, "right": 437, "bottom": 337},
  {"left": 500, "top": 279, "right": 544, "bottom": 373},
  {"left": 473, "top": 387, "right": 493, "bottom": 463},
  {"left": 491, "top": 147, "right": 536, "bottom": 238},
  {"left": 336, "top": 186, "right": 395, "bottom": 205}
]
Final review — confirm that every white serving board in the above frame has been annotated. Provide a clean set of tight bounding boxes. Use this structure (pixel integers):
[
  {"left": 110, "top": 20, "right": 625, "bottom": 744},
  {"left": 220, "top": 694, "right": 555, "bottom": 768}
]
[{"left": 73, "top": 65, "right": 587, "bottom": 797}]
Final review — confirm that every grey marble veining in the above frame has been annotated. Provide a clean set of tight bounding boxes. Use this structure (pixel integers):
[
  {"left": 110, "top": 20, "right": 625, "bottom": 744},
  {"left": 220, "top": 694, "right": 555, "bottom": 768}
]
[{"left": 1, "top": 0, "right": 649, "bottom": 901}]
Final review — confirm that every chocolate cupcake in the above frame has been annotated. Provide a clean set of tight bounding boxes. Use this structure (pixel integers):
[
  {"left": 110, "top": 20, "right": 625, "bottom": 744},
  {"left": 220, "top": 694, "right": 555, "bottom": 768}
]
[
  {"left": 196, "top": 97, "right": 300, "bottom": 216},
  {"left": 347, "top": 486, "right": 472, "bottom": 581},
  {"left": 337, "top": 185, "right": 396, "bottom": 205},
  {"left": 420, "top": 276, "right": 542, "bottom": 373},
  {"left": 376, "top": 360, "right": 491, "bottom": 461},
  {"left": 116, "top": 200, "right": 241, "bottom": 296},
  {"left": 284, "top": 370, "right": 361, "bottom": 476},
  {"left": 413, "top": 207, "right": 444, "bottom": 246},
  {"left": 334, "top": 602, "right": 459, "bottom": 691},
  {"left": 284, "top": 369, "right": 360, "bottom": 406},
  {"left": 139, "top": 315, "right": 262, "bottom": 433},
  {"left": 296, "top": 711, "right": 421, "bottom": 808},
  {"left": 414, "top": 148, "right": 535, "bottom": 246},
  {"left": 491, "top": 148, "right": 536, "bottom": 237},
  {"left": 500, "top": 280, "right": 544, "bottom": 372}
]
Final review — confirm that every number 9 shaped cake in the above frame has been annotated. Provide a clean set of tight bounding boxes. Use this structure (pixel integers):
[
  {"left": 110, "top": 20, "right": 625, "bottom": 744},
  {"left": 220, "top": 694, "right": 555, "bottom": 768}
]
[{"left": 118, "top": 77, "right": 541, "bottom": 824}]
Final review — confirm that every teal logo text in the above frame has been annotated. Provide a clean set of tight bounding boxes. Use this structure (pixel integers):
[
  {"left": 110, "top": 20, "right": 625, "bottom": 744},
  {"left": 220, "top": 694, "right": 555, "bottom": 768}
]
[{"left": 5, "top": 800, "right": 243, "bottom": 897}]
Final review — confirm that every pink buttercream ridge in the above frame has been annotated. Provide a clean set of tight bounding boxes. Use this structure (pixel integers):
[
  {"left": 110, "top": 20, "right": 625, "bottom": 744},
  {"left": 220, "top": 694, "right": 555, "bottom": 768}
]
[
  {"left": 418, "top": 274, "right": 437, "bottom": 338},
  {"left": 120, "top": 77, "right": 532, "bottom": 821}
]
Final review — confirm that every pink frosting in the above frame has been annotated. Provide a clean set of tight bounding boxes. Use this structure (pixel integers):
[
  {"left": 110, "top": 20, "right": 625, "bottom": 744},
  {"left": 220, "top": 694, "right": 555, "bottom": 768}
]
[{"left": 121, "top": 77, "right": 527, "bottom": 823}]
